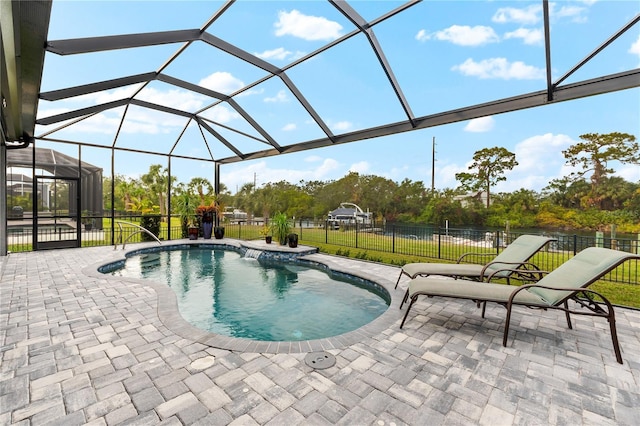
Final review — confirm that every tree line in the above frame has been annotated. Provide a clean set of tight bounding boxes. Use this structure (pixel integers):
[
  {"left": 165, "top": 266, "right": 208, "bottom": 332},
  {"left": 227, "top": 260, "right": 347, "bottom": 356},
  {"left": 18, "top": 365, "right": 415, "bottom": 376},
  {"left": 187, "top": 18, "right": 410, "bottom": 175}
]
[{"left": 104, "top": 132, "right": 640, "bottom": 233}]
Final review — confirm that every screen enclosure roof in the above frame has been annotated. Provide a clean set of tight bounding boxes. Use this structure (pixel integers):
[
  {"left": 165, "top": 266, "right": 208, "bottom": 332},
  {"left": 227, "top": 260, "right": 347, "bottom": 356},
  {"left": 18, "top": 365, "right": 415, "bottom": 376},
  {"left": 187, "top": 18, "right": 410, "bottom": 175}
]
[{"left": 2, "top": 0, "right": 639, "bottom": 165}]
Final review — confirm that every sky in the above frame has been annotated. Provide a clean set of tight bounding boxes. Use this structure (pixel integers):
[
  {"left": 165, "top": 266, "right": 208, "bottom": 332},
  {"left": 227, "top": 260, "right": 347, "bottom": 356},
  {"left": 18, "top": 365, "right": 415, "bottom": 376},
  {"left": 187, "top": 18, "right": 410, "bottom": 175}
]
[{"left": 34, "top": 0, "right": 640, "bottom": 195}]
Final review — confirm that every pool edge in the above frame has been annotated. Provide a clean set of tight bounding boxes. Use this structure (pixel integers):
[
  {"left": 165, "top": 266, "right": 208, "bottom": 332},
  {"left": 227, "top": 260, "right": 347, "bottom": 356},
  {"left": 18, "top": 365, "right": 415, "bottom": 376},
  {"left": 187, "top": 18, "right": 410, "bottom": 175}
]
[{"left": 86, "top": 239, "right": 404, "bottom": 354}]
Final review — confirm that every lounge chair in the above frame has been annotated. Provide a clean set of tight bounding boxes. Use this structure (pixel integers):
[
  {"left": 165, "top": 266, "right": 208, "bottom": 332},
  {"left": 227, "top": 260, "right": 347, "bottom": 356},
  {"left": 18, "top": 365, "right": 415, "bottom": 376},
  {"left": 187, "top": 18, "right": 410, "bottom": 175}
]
[
  {"left": 395, "top": 234, "right": 555, "bottom": 292},
  {"left": 399, "top": 247, "right": 640, "bottom": 364}
]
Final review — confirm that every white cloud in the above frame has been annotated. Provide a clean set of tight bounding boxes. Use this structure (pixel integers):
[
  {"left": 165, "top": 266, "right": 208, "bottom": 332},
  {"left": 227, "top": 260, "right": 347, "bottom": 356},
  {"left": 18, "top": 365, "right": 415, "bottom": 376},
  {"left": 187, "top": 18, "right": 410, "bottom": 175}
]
[
  {"left": 305, "top": 155, "right": 323, "bottom": 162},
  {"left": 464, "top": 117, "right": 495, "bottom": 133},
  {"left": 264, "top": 90, "right": 289, "bottom": 103},
  {"left": 495, "top": 133, "right": 576, "bottom": 192},
  {"left": 199, "top": 105, "right": 240, "bottom": 124},
  {"left": 255, "top": 47, "right": 292, "bottom": 60},
  {"left": 315, "top": 158, "right": 341, "bottom": 176},
  {"left": 617, "top": 164, "right": 640, "bottom": 182},
  {"left": 84, "top": 86, "right": 141, "bottom": 104},
  {"left": 282, "top": 123, "right": 296, "bottom": 131},
  {"left": 64, "top": 112, "right": 122, "bottom": 134},
  {"left": 438, "top": 163, "right": 466, "bottom": 189},
  {"left": 425, "top": 25, "right": 500, "bottom": 46},
  {"left": 199, "top": 72, "right": 245, "bottom": 94},
  {"left": 415, "top": 29, "right": 429, "bottom": 42},
  {"left": 492, "top": 5, "right": 542, "bottom": 25},
  {"left": 349, "top": 161, "right": 370, "bottom": 174},
  {"left": 36, "top": 107, "right": 74, "bottom": 120},
  {"left": 121, "top": 107, "right": 188, "bottom": 134},
  {"left": 221, "top": 157, "right": 341, "bottom": 192},
  {"left": 330, "top": 121, "right": 353, "bottom": 132},
  {"left": 254, "top": 47, "right": 307, "bottom": 61},
  {"left": 504, "top": 28, "right": 544, "bottom": 45},
  {"left": 552, "top": 4, "right": 588, "bottom": 23},
  {"left": 274, "top": 10, "right": 342, "bottom": 41},
  {"left": 630, "top": 35, "right": 640, "bottom": 57},
  {"left": 452, "top": 57, "right": 545, "bottom": 80},
  {"left": 136, "top": 87, "right": 205, "bottom": 112},
  {"left": 513, "top": 133, "right": 574, "bottom": 174}
]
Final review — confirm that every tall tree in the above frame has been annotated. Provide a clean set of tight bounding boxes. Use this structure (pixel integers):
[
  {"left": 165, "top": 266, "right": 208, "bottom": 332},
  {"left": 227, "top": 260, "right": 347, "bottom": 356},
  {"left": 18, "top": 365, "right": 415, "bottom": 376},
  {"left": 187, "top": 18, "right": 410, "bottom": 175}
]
[
  {"left": 187, "top": 177, "right": 214, "bottom": 204},
  {"left": 455, "top": 147, "right": 518, "bottom": 208},
  {"left": 141, "top": 165, "right": 172, "bottom": 217},
  {"left": 563, "top": 132, "right": 639, "bottom": 208}
]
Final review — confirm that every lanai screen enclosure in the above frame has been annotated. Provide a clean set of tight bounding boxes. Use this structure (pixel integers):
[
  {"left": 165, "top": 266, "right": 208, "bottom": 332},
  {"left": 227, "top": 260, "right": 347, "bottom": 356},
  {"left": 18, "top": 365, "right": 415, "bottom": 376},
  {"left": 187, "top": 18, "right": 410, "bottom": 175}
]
[{"left": 1, "top": 0, "right": 639, "bottom": 254}]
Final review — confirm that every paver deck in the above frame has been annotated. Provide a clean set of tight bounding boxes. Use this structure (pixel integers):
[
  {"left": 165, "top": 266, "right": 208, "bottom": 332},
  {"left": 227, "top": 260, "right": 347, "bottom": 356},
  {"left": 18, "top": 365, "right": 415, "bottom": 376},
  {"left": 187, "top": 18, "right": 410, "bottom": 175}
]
[{"left": 1, "top": 240, "right": 639, "bottom": 425}]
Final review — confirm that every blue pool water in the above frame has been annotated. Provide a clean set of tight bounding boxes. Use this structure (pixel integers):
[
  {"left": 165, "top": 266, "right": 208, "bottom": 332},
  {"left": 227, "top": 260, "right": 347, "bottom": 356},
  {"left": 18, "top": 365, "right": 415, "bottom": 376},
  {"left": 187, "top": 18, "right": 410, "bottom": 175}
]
[{"left": 106, "top": 248, "right": 389, "bottom": 342}]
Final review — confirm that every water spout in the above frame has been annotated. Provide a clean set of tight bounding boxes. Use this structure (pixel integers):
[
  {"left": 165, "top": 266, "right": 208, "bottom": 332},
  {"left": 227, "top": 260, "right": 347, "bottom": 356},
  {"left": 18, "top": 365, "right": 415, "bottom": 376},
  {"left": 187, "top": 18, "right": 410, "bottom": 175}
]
[{"left": 244, "top": 249, "right": 263, "bottom": 259}]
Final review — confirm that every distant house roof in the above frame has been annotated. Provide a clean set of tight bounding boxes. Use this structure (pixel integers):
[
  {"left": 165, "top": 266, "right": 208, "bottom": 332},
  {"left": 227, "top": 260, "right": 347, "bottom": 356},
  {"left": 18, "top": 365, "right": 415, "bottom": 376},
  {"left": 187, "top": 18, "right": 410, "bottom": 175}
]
[
  {"left": 329, "top": 207, "right": 360, "bottom": 217},
  {"left": 328, "top": 202, "right": 371, "bottom": 219}
]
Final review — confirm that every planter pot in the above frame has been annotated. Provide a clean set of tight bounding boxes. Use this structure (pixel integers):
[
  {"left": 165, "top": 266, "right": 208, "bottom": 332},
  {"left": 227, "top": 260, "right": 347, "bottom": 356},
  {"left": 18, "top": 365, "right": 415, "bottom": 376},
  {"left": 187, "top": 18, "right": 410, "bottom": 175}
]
[
  {"left": 188, "top": 227, "right": 199, "bottom": 240},
  {"left": 287, "top": 233, "right": 298, "bottom": 248},
  {"left": 203, "top": 222, "right": 213, "bottom": 239},
  {"left": 84, "top": 223, "right": 93, "bottom": 231},
  {"left": 265, "top": 236, "right": 272, "bottom": 244},
  {"left": 214, "top": 226, "right": 225, "bottom": 240}
]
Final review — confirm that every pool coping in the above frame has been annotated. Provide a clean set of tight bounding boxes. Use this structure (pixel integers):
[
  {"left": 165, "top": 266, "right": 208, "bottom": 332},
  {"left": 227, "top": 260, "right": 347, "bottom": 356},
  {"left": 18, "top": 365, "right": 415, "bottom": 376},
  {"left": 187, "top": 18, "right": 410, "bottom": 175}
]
[{"left": 83, "top": 238, "right": 402, "bottom": 354}]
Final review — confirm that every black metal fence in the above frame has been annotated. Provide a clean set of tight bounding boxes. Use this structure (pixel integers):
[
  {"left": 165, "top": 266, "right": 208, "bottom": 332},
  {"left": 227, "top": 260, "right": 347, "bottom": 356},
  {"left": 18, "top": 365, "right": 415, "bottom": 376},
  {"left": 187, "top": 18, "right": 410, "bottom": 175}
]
[
  {"left": 6, "top": 217, "right": 639, "bottom": 285},
  {"left": 287, "top": 221, "right": 639, "bottom": 286}
]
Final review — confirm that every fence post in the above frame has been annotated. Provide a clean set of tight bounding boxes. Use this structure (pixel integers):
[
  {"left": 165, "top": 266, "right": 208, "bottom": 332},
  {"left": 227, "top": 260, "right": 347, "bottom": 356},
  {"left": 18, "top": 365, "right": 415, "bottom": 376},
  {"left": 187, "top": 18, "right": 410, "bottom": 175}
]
[
  {"left": 392, "top": 224, "right": 395, "bottom": 254},
  {"left": 573, "top": 234, "right": 577, "bottom": 255},
  {"left": 355, "top": 221, "right": 358, "bottom": 249},
  {"left": 438, "top": 227, "right": 442, "bottom": 259},
  {"left": 325, "top": 220, "right": 328, "bottom": 244}
]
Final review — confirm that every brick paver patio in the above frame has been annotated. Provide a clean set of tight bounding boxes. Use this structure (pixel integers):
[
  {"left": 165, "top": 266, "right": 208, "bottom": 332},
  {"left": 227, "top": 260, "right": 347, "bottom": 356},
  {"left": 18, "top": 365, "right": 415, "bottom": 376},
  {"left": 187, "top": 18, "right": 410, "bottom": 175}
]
[{"left": 1, "top": 240, "right": 639, "bottom": 425}]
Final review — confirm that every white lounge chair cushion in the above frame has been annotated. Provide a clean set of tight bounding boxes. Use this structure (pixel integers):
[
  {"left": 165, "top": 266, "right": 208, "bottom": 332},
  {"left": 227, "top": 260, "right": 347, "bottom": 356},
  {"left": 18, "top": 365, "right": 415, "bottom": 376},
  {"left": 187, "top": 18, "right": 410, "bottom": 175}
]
[
  {"left": 408, "top": 278, "right": 548, "bottom": 305},
  {"left": 402, "top": 263, "right": 483, "bottom": 279}
]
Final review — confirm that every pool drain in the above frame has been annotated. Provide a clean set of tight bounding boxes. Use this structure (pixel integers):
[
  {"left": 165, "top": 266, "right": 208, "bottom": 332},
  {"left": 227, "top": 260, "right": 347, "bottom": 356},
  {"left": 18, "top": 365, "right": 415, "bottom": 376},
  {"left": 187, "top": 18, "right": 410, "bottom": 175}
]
[{"left": 304, "top": 351, "right": 336, "bottom": 369}]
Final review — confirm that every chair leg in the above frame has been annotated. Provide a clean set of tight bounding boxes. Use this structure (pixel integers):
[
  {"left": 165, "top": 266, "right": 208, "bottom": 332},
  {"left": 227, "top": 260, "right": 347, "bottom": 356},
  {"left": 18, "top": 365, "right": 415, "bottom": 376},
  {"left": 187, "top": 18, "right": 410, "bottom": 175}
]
[
  {"left": 502, "top": 304, "right": 513, "bottom": 347},
  {"left": 394, "top": 270, "right": 405, "bottom": 289},
  {"left": 563, "top": 301, "right": 572, "bottom": 329},
  {"left": 608, "top": 315, "right": 623, "bottom": 364},
  {"left": 400, "top": 296, "right": 417, "bottom": 329},
  {"left": 400, "top": 288, "right": 409, "bottom": 309},
  {"left": 481, "top": 301, "right": 487, "bottom": 318}
]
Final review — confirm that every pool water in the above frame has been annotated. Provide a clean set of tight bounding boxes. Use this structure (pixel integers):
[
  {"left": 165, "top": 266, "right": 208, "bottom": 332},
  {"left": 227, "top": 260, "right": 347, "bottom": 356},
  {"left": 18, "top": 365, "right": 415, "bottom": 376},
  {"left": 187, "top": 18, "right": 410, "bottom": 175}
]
[{"left": 108, "top": 248, "right": 389, "bottom": 341}]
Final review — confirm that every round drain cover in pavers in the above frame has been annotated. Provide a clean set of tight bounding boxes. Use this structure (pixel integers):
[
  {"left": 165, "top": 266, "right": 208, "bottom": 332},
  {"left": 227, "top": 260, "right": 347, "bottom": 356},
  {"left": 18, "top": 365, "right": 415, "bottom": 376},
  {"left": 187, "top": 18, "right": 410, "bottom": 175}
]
[
  {"left": 304, "top": 351, "right": 336, "bottom": 369},
  {"left": 190, "top": 356, "right": 215, "bottom": 371}
]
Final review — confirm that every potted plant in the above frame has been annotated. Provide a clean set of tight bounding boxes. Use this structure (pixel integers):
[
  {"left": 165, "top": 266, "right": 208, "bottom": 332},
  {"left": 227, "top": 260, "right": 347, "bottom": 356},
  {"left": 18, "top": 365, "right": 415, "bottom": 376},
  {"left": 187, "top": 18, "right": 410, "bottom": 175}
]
[
  {"left": 213, "top": 198, "right": 226, "bottom": 239},
  {"left": 287, "top": 233, "right": 298, "bottom": 248},
  {"left": 196, "top": 204, "right": 215, "bottom": 239},
  {"left": 175, "top": 192, "right": 198, "bottom": 239},
  {"left": 271, "top": 212, "right": 291, "bottom": 245},
  {"left": 187, "top": 224, "right": 199, "bottom": 240},
  {"left": 214, "top": 225, "right": 225, "bottom": 239},
  {"left": 259, "top": 225, "right": 272, "bottom": 244}
]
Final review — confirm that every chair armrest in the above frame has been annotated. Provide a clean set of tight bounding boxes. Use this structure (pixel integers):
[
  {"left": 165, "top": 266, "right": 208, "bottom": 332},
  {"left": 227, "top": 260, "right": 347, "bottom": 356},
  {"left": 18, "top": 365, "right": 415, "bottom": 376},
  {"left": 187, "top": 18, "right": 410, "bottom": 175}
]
[
  {"left": 507, "top": 284, "right": 615, "bottom": 314},
  {"left": 457, "top": 252, "right": 495, "bottom": 263},
  {"left": 483, "top": 263, "right": 548, "bottom": 283}
]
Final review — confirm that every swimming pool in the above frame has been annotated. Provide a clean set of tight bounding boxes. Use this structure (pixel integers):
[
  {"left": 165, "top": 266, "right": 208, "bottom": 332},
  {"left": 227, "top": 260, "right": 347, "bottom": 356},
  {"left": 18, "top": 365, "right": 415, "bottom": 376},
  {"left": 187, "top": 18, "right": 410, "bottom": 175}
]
[{"left": 102, "top": 245, "right": 390, "bottom": 342}]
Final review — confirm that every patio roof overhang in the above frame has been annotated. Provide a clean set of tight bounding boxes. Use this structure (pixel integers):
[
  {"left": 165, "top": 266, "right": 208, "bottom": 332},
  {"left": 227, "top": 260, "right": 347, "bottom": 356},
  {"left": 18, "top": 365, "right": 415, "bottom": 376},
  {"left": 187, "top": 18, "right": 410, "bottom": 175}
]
[{"left": 1, "top": 0, "right": 52, "bottom": 147}]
